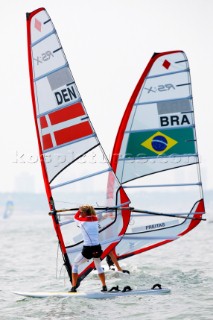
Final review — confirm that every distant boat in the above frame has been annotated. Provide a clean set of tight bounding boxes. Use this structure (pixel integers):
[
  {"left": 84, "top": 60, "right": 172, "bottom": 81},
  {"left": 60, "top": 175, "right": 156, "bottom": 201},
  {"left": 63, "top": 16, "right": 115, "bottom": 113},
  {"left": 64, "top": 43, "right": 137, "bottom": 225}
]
[
  {"left": 110, "top": 51, "right": 206, "bottom": 261},
  {"left": 2, "top": 200, "right": 14, "bottom": 219}
]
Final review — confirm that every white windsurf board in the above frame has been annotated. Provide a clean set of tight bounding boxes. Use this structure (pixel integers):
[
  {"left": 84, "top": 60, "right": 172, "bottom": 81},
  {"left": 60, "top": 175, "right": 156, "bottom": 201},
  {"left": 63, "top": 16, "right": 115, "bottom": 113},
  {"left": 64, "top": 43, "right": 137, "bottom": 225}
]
[{"left": 13, "top": 287, "right": 170, "bottom": 299}]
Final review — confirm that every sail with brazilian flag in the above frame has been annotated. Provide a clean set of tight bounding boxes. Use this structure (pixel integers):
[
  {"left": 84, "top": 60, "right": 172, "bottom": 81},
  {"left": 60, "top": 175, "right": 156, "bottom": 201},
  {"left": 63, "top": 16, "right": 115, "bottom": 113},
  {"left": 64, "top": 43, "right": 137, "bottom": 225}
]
[
  {"left": 26, "top": 7, "right": 131, "bottom": 285},
  {"left": 110, "top": 51, "right": 205, "bottom": 261}
]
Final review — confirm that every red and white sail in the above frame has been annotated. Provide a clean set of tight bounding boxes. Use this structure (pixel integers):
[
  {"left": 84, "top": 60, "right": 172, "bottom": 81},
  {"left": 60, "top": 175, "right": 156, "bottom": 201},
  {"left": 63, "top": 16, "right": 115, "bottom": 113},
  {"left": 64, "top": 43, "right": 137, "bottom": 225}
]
[
  {"left": 110, "top": 51, "right": 205, "bottom": 260},
  {"left": 26, "top": 8, "right": 131, "bottom": 283}
]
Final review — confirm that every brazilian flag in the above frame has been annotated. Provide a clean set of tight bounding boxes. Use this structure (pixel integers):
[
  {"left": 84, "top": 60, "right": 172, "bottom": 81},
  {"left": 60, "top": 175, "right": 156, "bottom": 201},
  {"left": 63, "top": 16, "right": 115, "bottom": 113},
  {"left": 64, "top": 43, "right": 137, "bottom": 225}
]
[{"left": 125, "top": 128, "right": 196, "bottom": 158}]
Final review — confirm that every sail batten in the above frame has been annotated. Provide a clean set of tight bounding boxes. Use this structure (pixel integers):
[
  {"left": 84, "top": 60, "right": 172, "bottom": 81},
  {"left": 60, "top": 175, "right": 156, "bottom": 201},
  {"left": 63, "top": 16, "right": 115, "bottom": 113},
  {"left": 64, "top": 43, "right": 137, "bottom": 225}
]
[
  {"left": 51, "top": 168, "right": 112, "bottom": 190},
  {"left": 37, "top": 98, "right": 81, "bottom": 118},
  {"left": 122, "top": 236, "right": 179, "bottom": 240},
  {"left": 31, "top": 30, "right": 56, "bottom": 46},
  {"left": 123, "top": 182, "right": 201, "bottom": 188},
  {"left": 135, "top": 95, "right": 193, "bottom": 107},
  {"left": 130, "top": 212, "right": 205, "bottom": 217},
  {"left": 42, "top": 134, "right": 97, "bottom": 154},
  {"left": 176, "top": 59, "right": 188, "bottom": 63},
  {"left": 125, "top": 125, "right": 195, "bottom": 134},
  {"left": 176, "top": 83, "right": 191, "bottom": 87},
  {"left": 146, "top": 68, "right": 190, "bottom": 79},
  {"left": 34, "top": 63, "right": 69, "bottom": 82},
  {"left": 118, "top": 157, "right": 198, "bottom": 164}
]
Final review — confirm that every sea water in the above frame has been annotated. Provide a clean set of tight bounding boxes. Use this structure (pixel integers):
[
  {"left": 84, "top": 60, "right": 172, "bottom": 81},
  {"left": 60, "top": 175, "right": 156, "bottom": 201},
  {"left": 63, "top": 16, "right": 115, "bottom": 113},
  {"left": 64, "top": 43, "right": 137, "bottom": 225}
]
[{"left": 0, "top": 211, "right": 212, "bottom": 320}]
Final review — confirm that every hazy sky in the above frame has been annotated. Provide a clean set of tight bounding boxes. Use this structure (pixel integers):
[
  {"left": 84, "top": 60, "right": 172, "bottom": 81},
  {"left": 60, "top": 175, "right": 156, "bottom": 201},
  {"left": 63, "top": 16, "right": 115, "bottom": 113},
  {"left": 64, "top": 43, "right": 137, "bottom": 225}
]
[{"left": 1, "top": 0, "right": 213, "bottom": 196}]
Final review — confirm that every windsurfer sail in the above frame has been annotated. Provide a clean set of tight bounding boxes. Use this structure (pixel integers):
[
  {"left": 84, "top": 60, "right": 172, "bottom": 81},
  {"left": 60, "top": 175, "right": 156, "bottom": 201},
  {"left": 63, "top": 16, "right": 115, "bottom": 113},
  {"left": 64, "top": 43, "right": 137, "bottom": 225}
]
[
  {"left": 26, "top": 8, "right": 131, "bottom": 285},
  {"left": 2, "top": 200, "right": 14, "bottom": 219},
  {"left": 110, "top": 51, "right": 205, "bottom": 261}
]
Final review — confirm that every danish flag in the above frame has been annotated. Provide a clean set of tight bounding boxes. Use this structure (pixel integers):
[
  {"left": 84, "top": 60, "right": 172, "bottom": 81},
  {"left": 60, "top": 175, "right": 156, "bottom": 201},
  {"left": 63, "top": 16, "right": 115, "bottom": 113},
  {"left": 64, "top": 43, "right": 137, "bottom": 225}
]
[{"left": 39, "top": 102, "right": 93, "bottom": 151}]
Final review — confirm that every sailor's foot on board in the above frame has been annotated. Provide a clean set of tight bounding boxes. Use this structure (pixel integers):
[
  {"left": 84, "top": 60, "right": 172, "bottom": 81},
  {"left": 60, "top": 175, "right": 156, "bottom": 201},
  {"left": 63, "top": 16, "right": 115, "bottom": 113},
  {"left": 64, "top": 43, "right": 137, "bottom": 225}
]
[
  {"left": 101, "top": 285, "right": 107, "bottom": 292},
  {"left": 76, "top": 278, "right": 81, "bottom": 289},
  {"left": 69, "top": 286, "right": 77, "bottom": 293},
  {"left": 122, "top": 270, "right": 130, "bottom": 274}
]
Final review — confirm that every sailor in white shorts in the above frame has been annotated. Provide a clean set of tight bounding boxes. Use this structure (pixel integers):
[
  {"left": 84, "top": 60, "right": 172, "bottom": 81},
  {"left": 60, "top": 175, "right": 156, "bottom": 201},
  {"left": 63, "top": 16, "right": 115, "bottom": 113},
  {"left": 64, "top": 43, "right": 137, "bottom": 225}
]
[{"left": 70, "top": 205, "right": 107, "bottom": 292}]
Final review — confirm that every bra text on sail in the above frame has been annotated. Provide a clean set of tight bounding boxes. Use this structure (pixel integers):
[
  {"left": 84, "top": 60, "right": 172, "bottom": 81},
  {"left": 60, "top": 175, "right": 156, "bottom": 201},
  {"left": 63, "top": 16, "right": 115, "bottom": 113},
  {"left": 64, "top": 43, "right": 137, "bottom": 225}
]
[{"left": 160, "top": 114, "right": 191, "bottom": 127}]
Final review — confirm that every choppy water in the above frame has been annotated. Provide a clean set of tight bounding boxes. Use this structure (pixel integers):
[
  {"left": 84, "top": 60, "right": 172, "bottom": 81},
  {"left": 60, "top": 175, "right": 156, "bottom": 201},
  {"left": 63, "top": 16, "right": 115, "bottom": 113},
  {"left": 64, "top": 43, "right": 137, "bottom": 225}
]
[{"left": 1, "top": 212, "right": 213, "bottom": 320}]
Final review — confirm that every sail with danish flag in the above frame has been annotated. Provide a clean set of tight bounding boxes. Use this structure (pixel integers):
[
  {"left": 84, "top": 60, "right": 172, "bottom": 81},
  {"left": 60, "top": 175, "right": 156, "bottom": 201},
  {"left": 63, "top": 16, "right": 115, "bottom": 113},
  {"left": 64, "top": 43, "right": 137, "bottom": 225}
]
[
  {"left": 26, "top": 7, "right": 131, "bottom": 284},
  {"left": 110, "top": 51, "right": 206, "bottom": 261}
]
